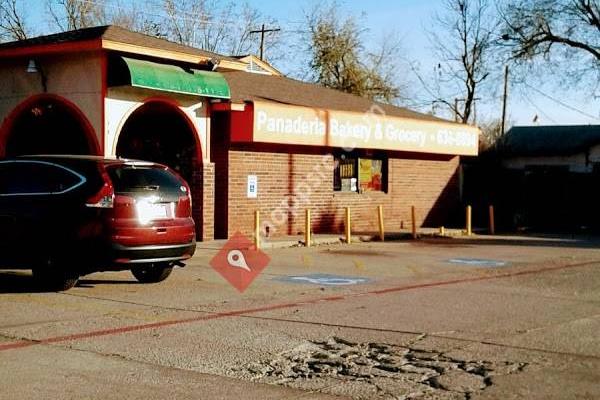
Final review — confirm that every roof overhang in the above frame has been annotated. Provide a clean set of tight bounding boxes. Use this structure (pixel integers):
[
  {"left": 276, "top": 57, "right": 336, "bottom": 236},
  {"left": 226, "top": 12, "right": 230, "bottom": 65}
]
[
  {"left": 0, "top": 39, "right": 102, "bottom": 58},
  {"left": 103, "top": 40, "right": 247, "bottom": 70},
  {"left": 121, "top": 57, "right": 230, "bottom": 99},
  {"left": 0, "top": 37, "right": 248, "bottom": 72}
]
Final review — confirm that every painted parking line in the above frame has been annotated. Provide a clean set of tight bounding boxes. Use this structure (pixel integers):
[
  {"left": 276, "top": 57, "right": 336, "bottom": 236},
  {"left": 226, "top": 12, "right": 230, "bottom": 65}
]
[{"left": 1, "top": 259, "right": 598, "bottom": 352}]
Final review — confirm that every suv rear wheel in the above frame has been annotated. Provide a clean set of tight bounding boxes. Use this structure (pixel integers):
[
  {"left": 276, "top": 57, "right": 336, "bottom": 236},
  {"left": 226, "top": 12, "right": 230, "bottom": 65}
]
[{"left": 131, "top": 263, "right": 173, "bottom": 283}]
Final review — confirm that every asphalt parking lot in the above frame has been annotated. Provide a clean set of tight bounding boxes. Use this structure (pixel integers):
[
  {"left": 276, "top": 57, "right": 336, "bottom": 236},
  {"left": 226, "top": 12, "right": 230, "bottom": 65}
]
[{"left": 1, "top": 235, "right": 600, "bottom": 399}]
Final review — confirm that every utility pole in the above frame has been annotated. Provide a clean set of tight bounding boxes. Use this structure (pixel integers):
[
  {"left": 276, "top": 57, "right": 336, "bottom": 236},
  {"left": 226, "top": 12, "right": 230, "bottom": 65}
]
[
  {"left": 472, "top": 97, "right": 482, "bottom": 125},
  {"left": 249, "top": 24, "right": 281, "bottom": 61},
  {"left": 454, "top": 97, "right": 480, "bottom": 124},
  {"left": 501, "top": 65, "right": 509, "bottom": 135},
  {"left": 454, "top": 98, "right": 459, "bottom": 122}
]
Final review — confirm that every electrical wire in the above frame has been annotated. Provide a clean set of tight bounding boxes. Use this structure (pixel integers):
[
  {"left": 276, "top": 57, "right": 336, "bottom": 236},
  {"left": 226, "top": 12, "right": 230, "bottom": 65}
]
[
  {"left": 521, "top": 81, "right": 600, "bottom": 122},
  {"left": 521, "top": 92, "right": 558, "bottom": 124}
]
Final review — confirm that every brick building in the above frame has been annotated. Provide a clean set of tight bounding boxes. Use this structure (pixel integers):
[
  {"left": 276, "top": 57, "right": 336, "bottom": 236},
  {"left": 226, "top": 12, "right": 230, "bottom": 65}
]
[{"left": 0, "top": 26, "right": 479, "bottom": 241}]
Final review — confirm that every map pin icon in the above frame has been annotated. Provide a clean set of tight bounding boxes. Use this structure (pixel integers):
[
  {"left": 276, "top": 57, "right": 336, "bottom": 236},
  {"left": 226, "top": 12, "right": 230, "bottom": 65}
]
[{"left": 227, "top": 249, "right": 251, "bottom": 272}]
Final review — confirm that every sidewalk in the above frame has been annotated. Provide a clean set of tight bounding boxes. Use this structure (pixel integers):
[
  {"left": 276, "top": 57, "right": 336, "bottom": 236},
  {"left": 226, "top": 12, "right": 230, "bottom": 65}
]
[
  {"left": 195, "top": 228, "right": 600, "bottom": 251},
  {"left": 196, "top": 228, "right": 468, "bottom": 250}
]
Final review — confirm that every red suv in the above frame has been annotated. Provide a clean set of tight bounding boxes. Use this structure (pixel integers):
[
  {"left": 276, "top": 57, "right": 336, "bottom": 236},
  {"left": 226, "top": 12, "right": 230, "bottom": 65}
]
[{"left": 0, "top": 155, "right": 196, "bottom": 290}]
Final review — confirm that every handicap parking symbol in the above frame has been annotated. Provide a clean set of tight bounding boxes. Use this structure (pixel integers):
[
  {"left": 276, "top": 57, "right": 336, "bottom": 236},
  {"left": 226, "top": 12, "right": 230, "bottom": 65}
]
[{"left": 276, "top": 273, "right": 371, "bottom": 286}]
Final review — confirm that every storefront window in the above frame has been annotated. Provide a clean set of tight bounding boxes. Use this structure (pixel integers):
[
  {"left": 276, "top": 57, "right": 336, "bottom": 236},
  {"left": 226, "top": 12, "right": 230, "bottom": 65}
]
[
  {"left": 359, "top": 158, "right": 384, "bottom": 192},
  {"left": 334, "top": 157, "right": 357, "bottom": 192},
  {"left": 334, "top": 155, "right": 386, "bottom": 193}
]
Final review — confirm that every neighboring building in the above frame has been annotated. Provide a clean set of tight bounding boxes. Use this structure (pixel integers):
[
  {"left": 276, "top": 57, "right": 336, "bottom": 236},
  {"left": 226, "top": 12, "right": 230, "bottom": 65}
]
[
  {"left": 0, "top": 26, "right": 480, "bottom": 241},
  {"left": 500, "top": 125, "right": 600, "bottom": 173},
  {"left": 465, "top": 125, "right": 600, "bottom": 231}
]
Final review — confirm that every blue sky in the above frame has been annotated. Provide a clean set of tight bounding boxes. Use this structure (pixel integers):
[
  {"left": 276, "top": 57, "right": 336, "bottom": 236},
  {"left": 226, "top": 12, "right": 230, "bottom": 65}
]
[
  {"left": 253, "top": 0, "right": 600, "bottom": 127},
  {"left": 24, "top": 0, "right": 600, "bottom": 126}
]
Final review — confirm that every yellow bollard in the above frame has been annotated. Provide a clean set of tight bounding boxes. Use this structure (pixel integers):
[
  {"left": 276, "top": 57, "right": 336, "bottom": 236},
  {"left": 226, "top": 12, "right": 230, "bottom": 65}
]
[
  {"left": 345, "top": 207, "right": 352, "bottom": 244},
  {"left": 466, "top": 205, "right": 472, "bottom": 236},
  {"left": 411, "top": 206, "right": 417, "bottom": 239},
  {"left": 489, "top": 205, "right": 495, "bottom": 235},
  {"left": 254, "top": 210, "right": 260, "bottom": 249},
  {"left": 377, "top": 205, "right": 385, "bottom": 242},
  {"left": 439, "top": 226, "right": 445, "bottom": 236},
  {"left": 305, "top": 209, "right": 312, "bottom": 247}
]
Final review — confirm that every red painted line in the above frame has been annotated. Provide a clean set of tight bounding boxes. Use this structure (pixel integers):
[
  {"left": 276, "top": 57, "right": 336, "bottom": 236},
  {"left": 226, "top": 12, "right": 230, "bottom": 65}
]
[
  {"left": 0, "top": 260, "right": 597, "bottom": 352},
  {"left": 371, "top": 260, "right": 597, "bottom": 295}
]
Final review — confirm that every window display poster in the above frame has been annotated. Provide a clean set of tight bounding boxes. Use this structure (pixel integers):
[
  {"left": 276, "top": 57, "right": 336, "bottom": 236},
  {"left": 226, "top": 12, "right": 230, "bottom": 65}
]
[{"left": 359, "top": 158, "right": 383, "bottom": 191}]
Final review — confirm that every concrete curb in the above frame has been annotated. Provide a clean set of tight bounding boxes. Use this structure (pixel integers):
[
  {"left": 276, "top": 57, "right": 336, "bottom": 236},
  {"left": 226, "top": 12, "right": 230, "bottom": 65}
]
[
  {"left": 197, "top": 229, "right": 483, "bottom": 251},
  {"left": 261, "top": 236, "right": 342, "bottom": 249}
]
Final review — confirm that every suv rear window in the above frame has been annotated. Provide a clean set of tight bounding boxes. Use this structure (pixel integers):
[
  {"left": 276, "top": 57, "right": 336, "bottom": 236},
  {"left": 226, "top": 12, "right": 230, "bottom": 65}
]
[
  {"left": 0, "top": 160, "right": 85, "bottom": 195},
  {"left": 107, "top": 166, "right": 184, "bottom": 194}
]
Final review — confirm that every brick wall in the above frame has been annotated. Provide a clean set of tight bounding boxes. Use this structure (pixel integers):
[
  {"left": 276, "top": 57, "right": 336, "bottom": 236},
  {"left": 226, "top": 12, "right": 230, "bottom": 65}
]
[
  {"left": 223, "top": 147, "right": 460, "bottom": 239},
  {"left": 191, "top": 161, "right": 215, "bottom": 241}
]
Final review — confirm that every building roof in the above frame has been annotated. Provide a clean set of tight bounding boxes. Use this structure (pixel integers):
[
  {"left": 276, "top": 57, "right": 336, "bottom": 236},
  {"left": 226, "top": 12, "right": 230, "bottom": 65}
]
[
  {"left": 500, "top": 125, "right": 600, "bottom": 156},
  {"left": 1, "top": 25, "right": 459, "bottom": 125},
  {"left": 230, "top": 55, "right": 283, "bottom": 76},
  {"left": 0, "top": 25, "right": 243, "bottom": 66},
  {"left": 222, "top": 71, "right": 449, "bottom": 123}
]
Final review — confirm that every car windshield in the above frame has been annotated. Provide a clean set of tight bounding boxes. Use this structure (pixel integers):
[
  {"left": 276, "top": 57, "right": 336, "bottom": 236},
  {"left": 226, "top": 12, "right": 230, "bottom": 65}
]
[{"left": 107, "top": 165, "right": 183, "bottom": 193}]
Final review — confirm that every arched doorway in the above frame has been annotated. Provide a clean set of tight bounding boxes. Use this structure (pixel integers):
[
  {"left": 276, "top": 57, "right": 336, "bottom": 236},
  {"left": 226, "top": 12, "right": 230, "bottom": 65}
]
[
  {"left": 1, "top": 95, "right": 98, "bottom": 158},
  {"left": 116, "top": 101, "right": 199, "bottom": 185},
  {"left": 115, "top": 100, "right": 204, "bottom": 238}
]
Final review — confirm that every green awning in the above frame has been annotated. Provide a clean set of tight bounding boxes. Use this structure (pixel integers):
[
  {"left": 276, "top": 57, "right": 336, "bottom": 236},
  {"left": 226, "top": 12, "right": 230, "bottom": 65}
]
[{"left": 122, "top": 57, "right": 230, "bottom": 99}]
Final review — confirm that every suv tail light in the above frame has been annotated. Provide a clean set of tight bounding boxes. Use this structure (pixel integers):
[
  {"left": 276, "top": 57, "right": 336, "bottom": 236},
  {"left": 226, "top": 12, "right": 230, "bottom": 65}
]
[
  {"left": 176, "top": 180, "right": 192, "bottom": 217},
  {"left": 177, "top": 193, "right": 192, "bottom": 217},
  {"left": 86, "top": 172, "right": 114, "bottom": 208}
]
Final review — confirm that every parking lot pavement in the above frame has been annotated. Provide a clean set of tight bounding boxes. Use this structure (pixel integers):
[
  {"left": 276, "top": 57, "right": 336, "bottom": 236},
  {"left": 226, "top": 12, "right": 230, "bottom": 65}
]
[{"left": 2, "top": 235, "right": 600, "bottom": 399}]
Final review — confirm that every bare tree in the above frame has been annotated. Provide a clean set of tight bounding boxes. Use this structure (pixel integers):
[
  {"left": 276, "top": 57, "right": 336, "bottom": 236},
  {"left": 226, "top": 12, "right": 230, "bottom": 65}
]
[
  {"left": 426, "top": 0, "right": 498, "bottom": 124},
  {"left": 225, "top": 3, "right": 275, "bottom": 58},
  {"left": 160, "top": 0, "right": 273, "bottom": 57},
  {"left": 106, "top": 1, "right": 166, "bottom": 38},
  {"left": 500, "top": 0, "right": 599, "bottom": 92},
  {"left": 304, "top": 3, "right": 402, "bottom": 103},
  {"left": 162, "top": 0, "right": 203, "bottom": 46},
  {"left": 47, "top": 0, "right": 105, "bottom": 31},
  {"left": 501, "top": 1, "right": 599, "bottom": 62},
  {"left": 478, "top": 118, "right": 508, "bottom": 151},
  {"left": 0, "top": 0, "right": 30, "bottom": 41}
]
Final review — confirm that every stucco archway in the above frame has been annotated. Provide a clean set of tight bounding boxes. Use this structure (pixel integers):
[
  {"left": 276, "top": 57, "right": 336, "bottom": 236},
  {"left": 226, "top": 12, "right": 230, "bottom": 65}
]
[
  {"left": 115, "top": 99, "right": 206, "bottom": 238},
  {"left": 115, "top": 100, "right": 200, "bottom": 185},
  {"left": 0, "top": 94, "right": 99, "bottom": 158}
]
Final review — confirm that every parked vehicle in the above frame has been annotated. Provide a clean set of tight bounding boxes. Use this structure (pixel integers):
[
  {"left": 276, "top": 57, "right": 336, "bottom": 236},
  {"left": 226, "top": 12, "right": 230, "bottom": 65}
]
[{"left": 0, "top": 155, "right": 196, "bottom": 290}]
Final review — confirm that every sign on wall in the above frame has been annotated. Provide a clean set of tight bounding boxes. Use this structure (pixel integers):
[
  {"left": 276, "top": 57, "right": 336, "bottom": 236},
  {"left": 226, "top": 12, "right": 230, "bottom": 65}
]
[
  {"left": 247, "top": 175, "right": 258, "bottom": 198},
  {"left": 250, "top": 101, "right": 479, "bottom": 156}
]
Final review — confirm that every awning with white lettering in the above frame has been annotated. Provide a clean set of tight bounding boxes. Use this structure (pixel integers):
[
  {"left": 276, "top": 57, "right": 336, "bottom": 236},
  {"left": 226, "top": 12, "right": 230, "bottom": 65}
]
[{"left": 120, "top": 57, "right": 230, "bottom": 99}]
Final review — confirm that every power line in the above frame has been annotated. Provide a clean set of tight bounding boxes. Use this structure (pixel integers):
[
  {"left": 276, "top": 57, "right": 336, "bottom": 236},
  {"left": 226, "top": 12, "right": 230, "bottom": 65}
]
[
  {"left": 521, "top": 92, "right": 558, "bottom": 124},
  {"left": 521, "top": 81, "right": 600, "bottom": 122}
]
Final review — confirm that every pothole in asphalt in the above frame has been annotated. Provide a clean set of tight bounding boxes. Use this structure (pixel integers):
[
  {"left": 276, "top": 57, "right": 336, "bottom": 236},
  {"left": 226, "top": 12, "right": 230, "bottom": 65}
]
[{"left": 245, "top": 336, "right": 527, "bottom": 399}]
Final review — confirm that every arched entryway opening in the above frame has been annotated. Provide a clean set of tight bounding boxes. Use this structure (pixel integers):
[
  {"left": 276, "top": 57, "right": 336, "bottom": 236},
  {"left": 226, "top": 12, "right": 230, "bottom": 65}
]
[
  {"left": 0, "top": 95, "right": 99, "bottom": 158},
  {"left": 116, "top": 100, "right": 199, "bottom": 185},
  {"left": 115, "top": 100, "right": 205, "bottom": 238}
]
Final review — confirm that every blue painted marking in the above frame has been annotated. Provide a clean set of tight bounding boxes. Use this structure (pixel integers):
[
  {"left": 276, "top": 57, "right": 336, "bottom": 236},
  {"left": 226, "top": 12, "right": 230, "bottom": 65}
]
[
  {"left": 275, "top": 273, "right": 371, "bottom": 286},
  {"left": 448, "top": 258, "right": 508, "bottom": 267}
]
